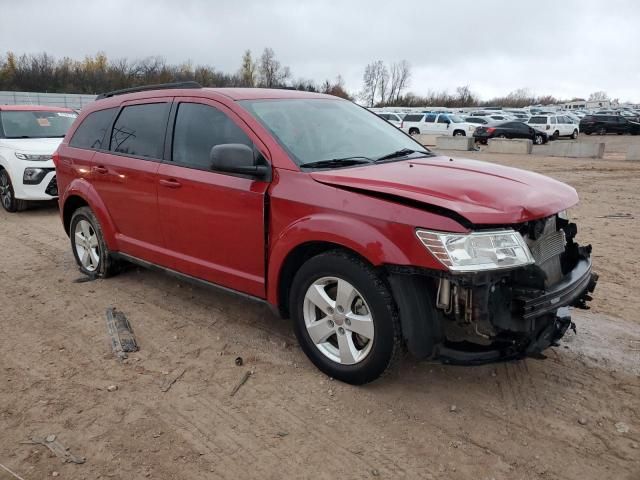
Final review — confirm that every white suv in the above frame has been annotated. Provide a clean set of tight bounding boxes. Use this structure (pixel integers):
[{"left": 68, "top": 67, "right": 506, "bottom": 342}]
[
  {"left": 402, "top": 113, "right": 477, "bottom": 136},
  {"left": 0, "top": 106, "right": 77, "bottom": 212},
  {"left": 527, "top": 115, "right": 579, "bottom": 140}
]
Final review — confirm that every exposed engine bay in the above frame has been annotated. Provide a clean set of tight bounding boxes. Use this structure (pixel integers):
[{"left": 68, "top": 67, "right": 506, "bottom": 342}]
[{"left": 388, "top": 212, "right": 598, "bottom": 364}]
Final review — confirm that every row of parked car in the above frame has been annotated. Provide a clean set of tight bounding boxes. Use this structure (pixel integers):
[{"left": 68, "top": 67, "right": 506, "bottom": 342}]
[{"left": 376, "top": 109, "right": 640, "bottom": 143}]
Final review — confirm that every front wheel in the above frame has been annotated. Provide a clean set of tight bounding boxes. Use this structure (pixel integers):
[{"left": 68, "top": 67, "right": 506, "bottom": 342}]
[
  {"left": 453, "top": 130, "right": 466, "bottom": 136},
  {"left": 0, "top": 169, "right": 27, "bottom": 213},
  {"left": 70, "top": 206, "right": 120, "bottom": 278},
  {"left": 408, "top": 128, "right": 420, "bottom": 136},
  {"left": 290, "top": 251, "right": 402, "bottom": 385},
  {"left": 571, "top": 129, "right": 578, "bottom": 139},
  {"left": 534, "top": 134, "right": 544, "bottom": 145},
  {"left": 552, "top": 130, "right": 560, "bottom": 140}
]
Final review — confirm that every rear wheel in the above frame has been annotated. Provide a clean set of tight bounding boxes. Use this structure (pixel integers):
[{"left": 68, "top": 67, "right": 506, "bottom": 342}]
[
  {"left": 408, "top": 128, "right": 419, "bottom": 136},
  {"left": 453, "top": 130, "right": 465, "bottom": 136},
  {"left": 290, "top": 250, "right": 402, "bottom": 385},
  {"left": 0, "top": 169, "right": 27, "bottom": 213},
  {"left": 497, "top": 133, "right": 507, "bottom": 139},
  {"left": 70, "top": 206, "right": 120, "bottom": 278}
]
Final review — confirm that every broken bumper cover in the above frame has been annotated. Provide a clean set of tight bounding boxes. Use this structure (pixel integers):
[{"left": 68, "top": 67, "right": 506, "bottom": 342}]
[{"left": 515, "top": 257, "right": 598, "bottom": 320}]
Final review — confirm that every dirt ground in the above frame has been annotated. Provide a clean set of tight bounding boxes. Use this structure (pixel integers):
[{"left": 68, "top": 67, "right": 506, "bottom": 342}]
[{"left": 1, "top": 135, "right": 639, "bottom": 480}]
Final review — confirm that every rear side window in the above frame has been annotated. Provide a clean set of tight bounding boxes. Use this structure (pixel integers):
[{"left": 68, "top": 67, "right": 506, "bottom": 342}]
[
  {"left": 110, "top": 103, "right": 170, "bottom": 159},
  {"left": 69, "top": 108, "right": 117, "bottom": 150},
  {"left": 403, "top": 114, "right": 423, "bottom": 122},
  {"left": 529, "top": 116, "right": 546, "bottom": 124},
  {"left": 172, "top": 103, "right": 252, "bottom": 170}
]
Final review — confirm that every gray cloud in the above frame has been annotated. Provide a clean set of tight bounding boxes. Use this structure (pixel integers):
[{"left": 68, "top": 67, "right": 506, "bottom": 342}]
[{"left": 2, "top": 0, "right": 639, "bottom": 101}]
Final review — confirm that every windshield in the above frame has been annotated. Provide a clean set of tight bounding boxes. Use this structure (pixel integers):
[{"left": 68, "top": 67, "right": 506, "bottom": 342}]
[
  {"left": 0, "top": 110, "right": 77, "bottom": 138},
  {"left": 240, "top": 99, "right": 426, "bottom": 166}
]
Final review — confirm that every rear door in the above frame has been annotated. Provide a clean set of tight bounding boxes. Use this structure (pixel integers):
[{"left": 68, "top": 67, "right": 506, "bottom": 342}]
[
  {"left": 156, "top": 98, "right": 270, "bottom": 297},
  {"left": 423, "top": 114, "right": 438, "bottom": 134},
  {"left": 90, "top": 99, "right": 170, "bottom": 263}
]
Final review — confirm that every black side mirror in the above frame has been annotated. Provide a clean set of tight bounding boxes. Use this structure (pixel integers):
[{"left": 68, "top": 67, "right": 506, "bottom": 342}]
[{"left": 210, "top": 144, "right": 270, "bottom": 180}]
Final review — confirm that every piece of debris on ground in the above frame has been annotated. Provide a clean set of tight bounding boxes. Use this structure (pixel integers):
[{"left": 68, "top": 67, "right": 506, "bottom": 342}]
[
  {"left": 25, "top": 435, "right": 86, "bottom": 464},
  {"left": 106, "top": 307, "right": 139, "bottom": 359},
  {"left": 160, "top": 368, "right": 187, "bottom": 392},
  {"left": 230, "top": 371, "right": 252, "bottom": 397}
]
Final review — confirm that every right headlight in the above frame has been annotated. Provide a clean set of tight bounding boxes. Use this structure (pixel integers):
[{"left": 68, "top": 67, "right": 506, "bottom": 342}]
[{"left": 416, "top": 229, "right": 535, "bottom": 272}]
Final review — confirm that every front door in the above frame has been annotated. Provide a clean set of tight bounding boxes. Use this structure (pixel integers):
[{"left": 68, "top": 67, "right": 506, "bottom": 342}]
[{"left": 157, "top": 99, "right": 270, "bottom": 298}]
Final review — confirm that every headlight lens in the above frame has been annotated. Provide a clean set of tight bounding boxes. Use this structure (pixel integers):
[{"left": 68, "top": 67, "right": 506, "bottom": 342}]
[
  {"left": 416, "top": 229, "right": 535, "bottom": 272},
  {"left": 15, "top": 152, "right": 52, "bottom": 161}
]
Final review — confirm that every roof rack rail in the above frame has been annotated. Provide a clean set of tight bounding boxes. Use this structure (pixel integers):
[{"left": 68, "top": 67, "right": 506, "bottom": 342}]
[{"left": 96, "top": 81, "right": 202, "bottom": 100}]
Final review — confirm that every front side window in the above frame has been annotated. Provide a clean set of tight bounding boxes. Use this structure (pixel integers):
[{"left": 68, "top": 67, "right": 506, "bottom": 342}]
[
  {"left": 424, "top": 114, "right": 437, "bottom": 123},
  {"left": 110, "top": 103, "right": 169, "bottom": 159},
  {"left": 436, "top": 115, "right": 450, "bottom": 124},
  {"left": 0, "top": 110, "right": 77, "bottom": 139},
  {"left": 240, "top": 98, "right": 425, "bottom": 167},
  {"left": 172, "top": 103, "right": 252, "bottom": 170},
  {"left": 70, "top": 108, "right": 117, "bottom": 150}
]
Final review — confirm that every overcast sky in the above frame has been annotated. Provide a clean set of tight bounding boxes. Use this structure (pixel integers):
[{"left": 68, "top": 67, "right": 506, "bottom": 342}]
[{"left": 2, "top": 0, "right": 639, "bottom": 102}]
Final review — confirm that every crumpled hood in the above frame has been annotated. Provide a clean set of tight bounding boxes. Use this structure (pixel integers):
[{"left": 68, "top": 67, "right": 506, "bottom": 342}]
[
  {"left": 0, "top": 137, "right": 63, "bottom": 155},
  {"left": 310, "top": 155, "right": 579, "bottom": 225}
]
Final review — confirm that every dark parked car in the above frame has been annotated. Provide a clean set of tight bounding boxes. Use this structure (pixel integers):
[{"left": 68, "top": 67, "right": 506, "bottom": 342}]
[
  {"left": 473, "top": 121, "right": 549, "bottom": 145},
  {"left": 580, "top": 115, "right": 640, "bottom": 135}
]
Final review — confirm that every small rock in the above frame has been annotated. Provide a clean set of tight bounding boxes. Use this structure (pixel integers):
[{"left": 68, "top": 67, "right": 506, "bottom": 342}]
[
  {"left": 366, "top": 409, "right": 372, "bottom": 415},
  {"left": 578, "top": 417, "right": 588, "bottom": 426},
  {"left": 45, "top": 434, "right": 56, "bottom": 442},
  {"left": 276, "top": 431, "right": 288, "bottom": 438},
  {"left": 371, "top": 469, "right": 379, "bottom": 477},
  {"left": 235, "top": 357, "right": 243, "bottom": 366},
  {"left": 449, "top": 405, "right": 457, "bottom": 413},
  {"left": 328, "top": 389, "right": 334, "bottom": 396},
  {"left": 630, "top": 442, "right": 638, "bottom": 450},
  {"left": 615, "top": 422, "right": 630, "bottom": 434},
  {"left": 107, "top": 385, "right": 118, "bottom": 392},
  {"left": 52, "top": 472, "right": 59, "bottom": 477}
]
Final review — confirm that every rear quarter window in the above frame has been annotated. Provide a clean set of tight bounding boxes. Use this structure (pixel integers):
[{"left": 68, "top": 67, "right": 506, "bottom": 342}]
[
  {"left": 529, "top": 116, "right": 547, "bottom": 124},
  {"left": 403, "top": 114, "right": 424, "bottom": 122},
  {"left": 69, "top": 108, "right": 117, "bottom": 150}
]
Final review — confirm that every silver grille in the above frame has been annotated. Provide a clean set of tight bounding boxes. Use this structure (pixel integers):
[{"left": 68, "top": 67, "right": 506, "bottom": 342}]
[
  {"left": 530, "top": 229, "right": 566, "bottom": 265},
  {"left": 525, "top": 216, "right": 566, "bottom": 286}
]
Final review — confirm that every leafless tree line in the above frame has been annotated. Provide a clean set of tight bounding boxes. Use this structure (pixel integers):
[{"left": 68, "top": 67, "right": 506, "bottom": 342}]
[{"left": 0, "top": 50, "right": 351, "bottom": 99}]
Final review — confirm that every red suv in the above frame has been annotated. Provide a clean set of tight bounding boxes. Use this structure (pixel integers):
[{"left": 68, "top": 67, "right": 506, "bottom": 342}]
[{"left": 54, "top": 82, "right": 597, "bottom": 384}]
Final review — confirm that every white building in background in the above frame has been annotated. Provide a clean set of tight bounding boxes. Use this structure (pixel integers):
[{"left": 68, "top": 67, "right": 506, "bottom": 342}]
[{"left": 559, "top": 99, "right": 615, "bottom": 110}]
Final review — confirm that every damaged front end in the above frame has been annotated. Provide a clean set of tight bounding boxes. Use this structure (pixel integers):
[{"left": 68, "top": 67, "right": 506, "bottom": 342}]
[{"left": 388, "top": 212, "right": 598, "bottom": 364}]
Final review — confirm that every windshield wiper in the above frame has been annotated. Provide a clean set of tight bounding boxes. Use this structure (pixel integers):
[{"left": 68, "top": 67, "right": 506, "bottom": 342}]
[
  {"left": 375, "top": 148, "right": 432, "bottom": 162},
  {"left": 299, "top": 156, "right": 374, "bottom": 169}
]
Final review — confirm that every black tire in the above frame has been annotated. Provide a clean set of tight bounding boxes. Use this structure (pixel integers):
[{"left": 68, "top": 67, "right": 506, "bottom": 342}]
[
  {"left": 571, "top": 129, "right": 578, "bottom": 139},
  {"left": 0, "top": 169, "right": 28, "bottom": 213},
  {"left": 289, "top": 250, "right": 402, "bottom": 385},
  {"left": 584, "top": 131, "right": 592, "bottom": 135},
  {"left": 453, "top": 130, "right": 465, "bottom": 136},
  {"left": 70, "top": 206, "right": 120, "bottom": 278},
  {"left": 552, "top": 130, "right": 560, "bottom": 140},
  {"left": 534, "top": 134, "right": 544, "bottom": 145},
  {"left": 408, "top": 128, "right": 419, "bottom": 136},
  {"left": 497, "top": 133, "right": 507, "bottom": 139}
]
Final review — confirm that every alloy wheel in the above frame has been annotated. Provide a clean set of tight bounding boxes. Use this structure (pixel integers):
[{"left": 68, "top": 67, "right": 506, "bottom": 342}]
[
  {"left": 74, "top": 219, "right": 100, "bottom": 272},
  {"left": 303, "top": 276, "right": 375, "bottom": 365}
]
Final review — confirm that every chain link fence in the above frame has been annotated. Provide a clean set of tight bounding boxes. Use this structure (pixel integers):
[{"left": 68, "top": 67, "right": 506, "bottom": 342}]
[{"left": 0, "top": 91, "right": 96, "bottom": 110}]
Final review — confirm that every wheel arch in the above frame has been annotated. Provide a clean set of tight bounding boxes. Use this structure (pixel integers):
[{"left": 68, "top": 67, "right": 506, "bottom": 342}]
[{"left": 61, "top": 181, "right": 118, "bottom": 249}]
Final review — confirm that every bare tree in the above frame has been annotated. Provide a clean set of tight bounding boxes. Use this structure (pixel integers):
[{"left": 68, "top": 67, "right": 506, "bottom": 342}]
[
  {"left": 360, "top": 60, "right": 386, "bottom": 107},
  {"left": 588, "top": 91, "right": 609, "bottom": 102},
  {"left": 258, "top": 48, "right": 290, "bottom": 88}
]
